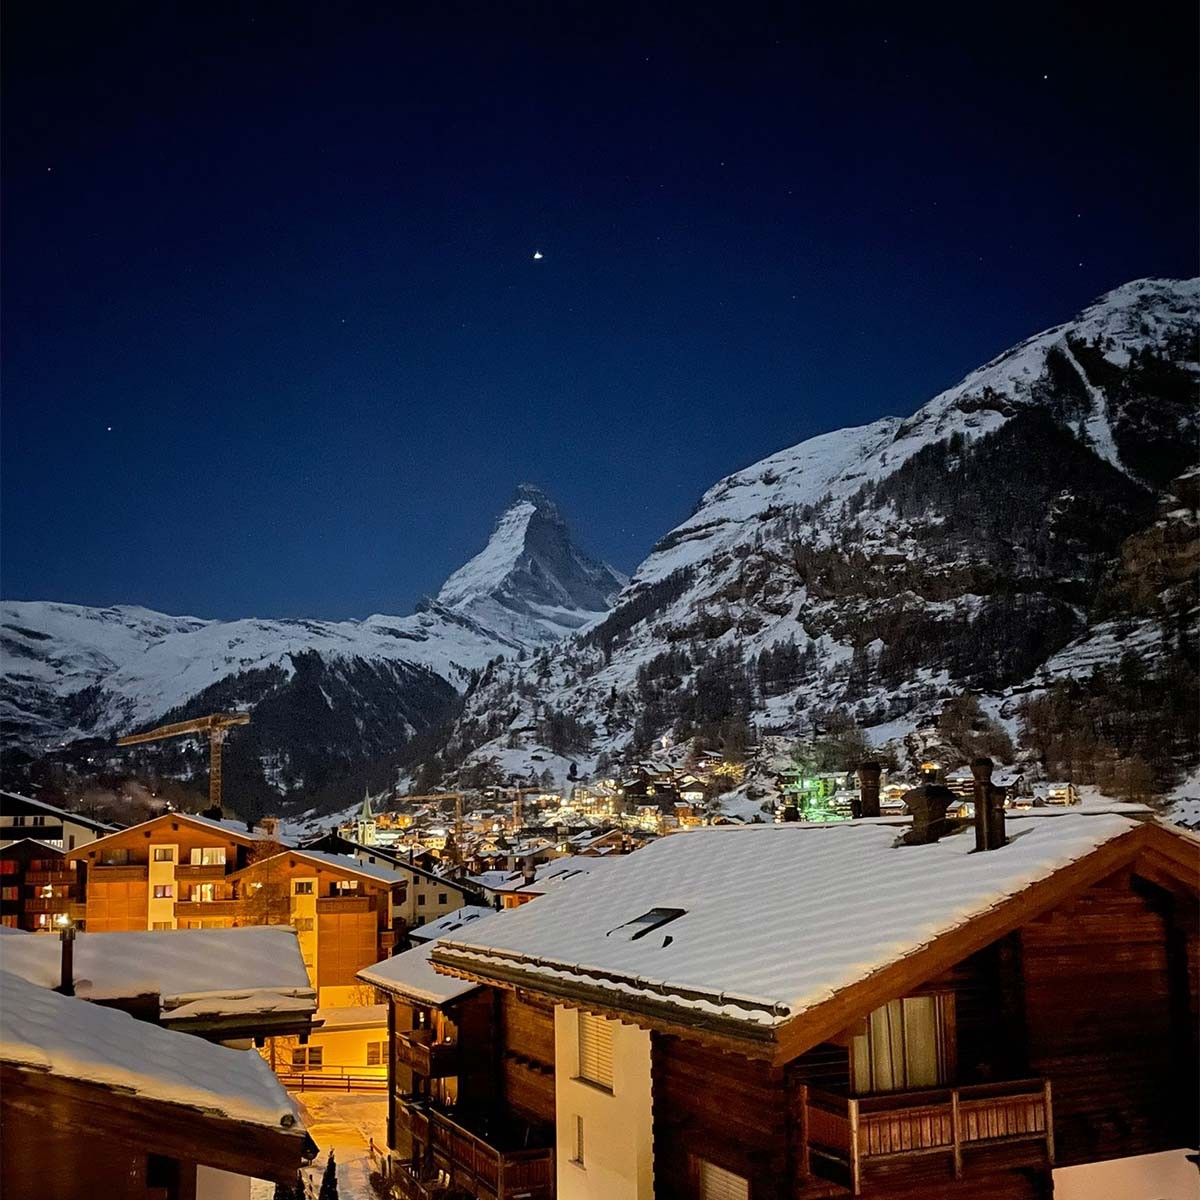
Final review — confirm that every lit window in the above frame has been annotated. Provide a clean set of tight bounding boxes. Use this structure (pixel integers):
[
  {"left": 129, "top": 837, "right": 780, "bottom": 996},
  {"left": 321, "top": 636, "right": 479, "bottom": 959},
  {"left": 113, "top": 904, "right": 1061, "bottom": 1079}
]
[
  {"left": 695, "top": 1158, "right": 749, "bottom": 1200},
  {"left": 851, "top": 995, "right": 952, "bottom": 1094},
  {"left": 152, "top": 921, "right": 172, "bottom": 930},
  {"left": 1, "top": 886, "right": 18, "bottom": 901},
  {"left": 294, "top": 881, "right": 314, "bottom": 895},
  {"left": 577, "top": 1013, "right": 614, "bottom": 1090},
  {"left": 191, "top": 883, "right": 215, "bottom": 903},
  {"left": 152, "top": 847, "right": 174, "bottom": 862},
  {"left": 190, "top": 847, "right": 226, "bottom": 866},
  {"left": 153, "top": 885, "right": 173, "bottom": 899}
]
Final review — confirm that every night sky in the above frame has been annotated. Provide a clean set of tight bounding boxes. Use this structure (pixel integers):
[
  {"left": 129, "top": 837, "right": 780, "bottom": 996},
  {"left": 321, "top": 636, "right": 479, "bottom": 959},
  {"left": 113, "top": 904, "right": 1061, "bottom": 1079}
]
[{"left": 3, "top": 1, "right": 1195, "bottom": 620}]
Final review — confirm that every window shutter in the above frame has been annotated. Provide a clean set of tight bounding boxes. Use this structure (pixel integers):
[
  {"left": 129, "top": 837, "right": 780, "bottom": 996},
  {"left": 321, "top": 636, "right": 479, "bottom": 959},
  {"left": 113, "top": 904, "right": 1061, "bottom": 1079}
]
[
  {"left": 697, "top": 1160, "right": 749, "bottom": 1200},
  {"left": 577, "top": 1013, "right": 614, "bottom": 1089}
]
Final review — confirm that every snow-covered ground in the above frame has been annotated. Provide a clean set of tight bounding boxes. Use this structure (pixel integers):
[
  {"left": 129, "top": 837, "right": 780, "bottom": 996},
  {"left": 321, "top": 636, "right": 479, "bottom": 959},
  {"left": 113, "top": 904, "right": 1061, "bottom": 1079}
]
[{"left": 252, "top": 1091, "right": 388, "bottom": 1200}]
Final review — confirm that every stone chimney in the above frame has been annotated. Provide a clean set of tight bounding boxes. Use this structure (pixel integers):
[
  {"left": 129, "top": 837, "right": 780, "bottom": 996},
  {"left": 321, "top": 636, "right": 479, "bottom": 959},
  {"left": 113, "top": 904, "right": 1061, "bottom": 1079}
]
[
  {"left": 259, "top": 816, "right": 280, "bottom": 839},
  {"left": 856, "top": 761, "right": 882, "bottom": 818},
  {"left": 521, "top": 859, "right": 538, "bottom": 887},
  {"left": 901, "top": 784, "right": 956, "bottom": 845},
  {"left": 971, "top": 757, "right": 1007, "bottom": 852}
]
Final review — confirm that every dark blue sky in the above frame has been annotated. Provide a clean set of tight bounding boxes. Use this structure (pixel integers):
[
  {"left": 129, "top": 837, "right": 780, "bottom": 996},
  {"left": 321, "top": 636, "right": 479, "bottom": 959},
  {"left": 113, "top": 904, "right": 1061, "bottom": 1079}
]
[{"left": 3, "top": 1, "right": 1195, "bottom": 619}]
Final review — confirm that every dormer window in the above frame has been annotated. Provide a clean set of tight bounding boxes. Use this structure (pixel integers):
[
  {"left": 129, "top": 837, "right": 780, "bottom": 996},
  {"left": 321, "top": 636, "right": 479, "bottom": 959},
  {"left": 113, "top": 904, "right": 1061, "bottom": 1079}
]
[{"left": 606, "top": 907, "right": 686, "bottom": 941}]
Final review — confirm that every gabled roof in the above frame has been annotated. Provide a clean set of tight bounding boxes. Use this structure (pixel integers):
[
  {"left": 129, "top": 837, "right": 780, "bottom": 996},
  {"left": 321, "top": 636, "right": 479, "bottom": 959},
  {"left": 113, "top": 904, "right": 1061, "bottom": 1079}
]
[
  {"left": 0, "top": 926, "right": 316, "bottom": 1027},
  {"left": 66, "top": 810, "right": 261, "bottom": 860},
  {"left": 0, "top": 968, "right": 301, "bottom": 1129},
  {"left": 359, "top": 940, "right": 485, "bottom": 1006},
  {"left": 408, "top": 904, "right": 495, "bottom": 944},
  {"left": 0, "top": 791, "right": 118, "bottom": 834},
  {"left": 433, "top": 812, "right": 1199, "bottom": 1062},
  {"left": 230, "top": 847, "right": 402, "bottom": 886}
]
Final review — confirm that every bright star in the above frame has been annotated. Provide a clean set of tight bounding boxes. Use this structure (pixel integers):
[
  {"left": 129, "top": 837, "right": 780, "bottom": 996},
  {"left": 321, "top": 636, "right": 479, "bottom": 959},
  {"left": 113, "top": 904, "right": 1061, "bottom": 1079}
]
[{"left": 532, "top": 250, "right": 544, "bottom": 260}]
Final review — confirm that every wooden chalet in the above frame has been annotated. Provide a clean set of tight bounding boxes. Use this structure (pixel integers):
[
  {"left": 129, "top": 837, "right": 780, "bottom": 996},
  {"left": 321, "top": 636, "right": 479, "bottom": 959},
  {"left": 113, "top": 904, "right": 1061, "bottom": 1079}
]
[
  {"left": 0, "top": 969, "right": 313, "bottom": 1199},
  {"left": 359, "top": 932, "right": 556, "bottom": 1200},
  {"left": 411, "top": 773, "right": 1198, "bottom": 1200},
  {"left": 0, "top": 790, "right": 118, "bottom": 854}
]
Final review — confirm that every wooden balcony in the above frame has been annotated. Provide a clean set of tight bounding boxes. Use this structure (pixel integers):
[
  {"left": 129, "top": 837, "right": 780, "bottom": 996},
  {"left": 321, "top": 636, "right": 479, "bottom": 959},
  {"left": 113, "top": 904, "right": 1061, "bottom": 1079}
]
[
  {"left": 176, "top": 862, "right": 227, "bottom": 882},
  {"left": 395, "top": 1030, "right": 459, "bottom": 1078},
  {"left": 316, "top": 895, "right": 371, "bottom": 913},
  {"left": 174, "top": 899, "right": 239, "bottom": 919},
  {"left": 26, "top": 869, "right": 75, "bottom": 885},
  {"left": 89, "top": 864, "right": 147, "bottom": 881},
  {"left": 396, "top": 1099, "right": 554, "bottom": 1200},
  {"left": 804, "top": 1078, "right": 1053, "bottom": 1195}
]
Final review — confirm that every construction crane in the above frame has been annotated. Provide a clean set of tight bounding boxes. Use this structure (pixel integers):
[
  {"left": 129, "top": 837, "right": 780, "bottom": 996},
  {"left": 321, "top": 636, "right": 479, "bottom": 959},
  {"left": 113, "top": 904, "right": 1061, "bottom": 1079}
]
[{"left": 117, "top": 712, "right": 250, "bottom": 810}]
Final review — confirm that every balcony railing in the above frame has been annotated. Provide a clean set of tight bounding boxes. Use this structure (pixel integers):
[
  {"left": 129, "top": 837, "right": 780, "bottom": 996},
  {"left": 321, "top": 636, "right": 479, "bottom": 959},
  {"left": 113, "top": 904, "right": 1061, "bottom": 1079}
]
[
  {"left": 395, "top": 1099, "right": 554, "bottom": 1200},
  {"left": 395, "top": 1030, "right": 459, "bottom": 1078},
  {"left": 176, "top": 863, "right": 227, "bottom": 882},
  {"left": 26, "top": 870, "right": 75, "bottom": 884},
  {"left": 174, "top": 899, "right": 240, "bottom": 919},
  {"left": 90, "top": 864, "right": 148, "bottom": 881},
  {"left": 316, "top": 895, "right": 372, "bottom": 913},
  {"left": 804, "top": 1078, "right": 1054, "bottom": 1195}
]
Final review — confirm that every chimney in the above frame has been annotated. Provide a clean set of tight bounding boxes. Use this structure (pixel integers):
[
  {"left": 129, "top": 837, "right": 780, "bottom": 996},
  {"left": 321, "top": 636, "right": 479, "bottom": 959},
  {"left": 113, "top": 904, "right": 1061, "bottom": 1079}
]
[
  {"left": 856, "top": 761, "right": 882, "bottom": 818},
  {"left": 521, "top": 858, "right": 537, "bottom": 887},
  {"left": 56, "top": 922, "right": 77, "bottom": 996},
  {"left": 902, "top": 784, "right": 955, "bottom": 845},
  {"left": 971, "top": 757, "right": 1007, "bottom": 852},
  {"left": 259, "top": 816, "right": 280, "bottom": 839}
]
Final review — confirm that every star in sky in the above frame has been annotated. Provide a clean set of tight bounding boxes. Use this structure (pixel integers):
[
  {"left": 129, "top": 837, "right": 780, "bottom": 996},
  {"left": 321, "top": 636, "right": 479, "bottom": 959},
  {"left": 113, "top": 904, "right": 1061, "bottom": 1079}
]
[{"left": 532, "top": 250, "right": 544, "bottom": 260}]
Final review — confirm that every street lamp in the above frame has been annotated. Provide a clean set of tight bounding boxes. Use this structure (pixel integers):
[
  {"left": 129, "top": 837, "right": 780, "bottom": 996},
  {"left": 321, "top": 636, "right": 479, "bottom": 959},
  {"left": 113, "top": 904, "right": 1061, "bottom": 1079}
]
[{"left": 55, "top": 914, "right": 76, "bottom": 997}]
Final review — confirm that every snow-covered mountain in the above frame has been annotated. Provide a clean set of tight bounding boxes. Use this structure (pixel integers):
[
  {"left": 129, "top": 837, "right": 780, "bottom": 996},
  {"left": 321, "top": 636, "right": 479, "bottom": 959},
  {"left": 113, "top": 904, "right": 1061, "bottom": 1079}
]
[
  {"left": 1, "top": 486, "right": 623, "bottom": 803},
  {"left": 445, "top": 278, "right": 1199, "bottom": 790},
  {"left": 437, "top": 483, "right": 626, "bottom": 645}
]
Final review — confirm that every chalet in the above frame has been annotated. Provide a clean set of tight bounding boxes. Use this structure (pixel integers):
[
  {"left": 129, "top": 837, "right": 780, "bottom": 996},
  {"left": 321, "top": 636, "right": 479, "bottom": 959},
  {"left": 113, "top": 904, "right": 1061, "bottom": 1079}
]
[
  {"left": 359, "top": 926, "right": 556, "bottom": 1200},
  {"left": 476, "top": 855, "right": 625, "bottom": 909},
  {"left": 414, "top": 776, "right": 1198, "bottom": 1200},
  {"left": 0, "top": 968, "right": 314, "bottom": 1199},
  {"left": 0, "top": 838, "right": 81, "bottom": 930},
  {"left": 66, "top": 810, "right": 266, "bottom": 932},
  {"left": 0, "top": 790, "right": 117, "bottom": 852},
  {"left": 304, "top": 830, "right": 488, "bottom": 929}
]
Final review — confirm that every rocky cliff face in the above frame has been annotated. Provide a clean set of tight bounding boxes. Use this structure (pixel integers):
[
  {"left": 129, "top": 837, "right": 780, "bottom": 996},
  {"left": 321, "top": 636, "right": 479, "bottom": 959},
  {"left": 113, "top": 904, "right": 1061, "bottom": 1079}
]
[{"left": 443, "top": 278, "right": 1199, "bottom": 791}]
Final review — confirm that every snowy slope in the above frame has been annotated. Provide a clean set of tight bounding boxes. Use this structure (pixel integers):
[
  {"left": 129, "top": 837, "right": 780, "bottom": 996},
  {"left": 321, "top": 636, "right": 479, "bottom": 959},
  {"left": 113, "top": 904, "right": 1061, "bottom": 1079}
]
[{"left": 445, "top": 278, "right": 1199, "bottom": 789}]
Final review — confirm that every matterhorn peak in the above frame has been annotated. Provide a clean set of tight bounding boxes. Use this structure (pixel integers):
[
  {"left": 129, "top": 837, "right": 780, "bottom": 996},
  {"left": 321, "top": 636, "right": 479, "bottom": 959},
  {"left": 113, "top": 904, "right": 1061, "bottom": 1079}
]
[{"left": 436, "top": 484, "right": 625, "bottom": 644}]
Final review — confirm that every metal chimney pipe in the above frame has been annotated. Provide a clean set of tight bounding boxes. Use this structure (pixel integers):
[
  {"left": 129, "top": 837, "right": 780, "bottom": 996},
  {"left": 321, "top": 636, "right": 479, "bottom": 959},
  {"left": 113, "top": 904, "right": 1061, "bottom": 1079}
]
[
  {"left": 856, "top": 761, "right": 882, "bottom": 818},
  {"left": 971, "top": 757, "right": 1007, "bottom": 851},
  {"left": 56, "top": 922, "right": 76, "bottom": 996}
]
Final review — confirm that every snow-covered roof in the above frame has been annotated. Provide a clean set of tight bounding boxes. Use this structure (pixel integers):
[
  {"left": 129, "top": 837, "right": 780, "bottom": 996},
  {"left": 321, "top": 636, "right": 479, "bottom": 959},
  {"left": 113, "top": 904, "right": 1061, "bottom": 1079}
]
[
  {"left": 435, "top": 811, "right": 1167, "bottom": 1029},
  {"left": 409, "top": 905, "right": 495, "bottom": 943},
  {"left": 476, "top": 854, "right": 624, "bottom": 895},
  {"left": 314, "top": 1004, "right": 388, "bottom": 1031},
  {"left": 252, "top": 848, "right": 403, "bottom": 885},
  {"left": 0, "top": 969, "right": 302, "bottom": 1129},
  {"left": 358, "top": 941, "right": 483, "bottom": 1005},
  {"left": 0, "top": 791, "right": 118, "bottom": 833},
  {"left": 0, "top": 926, "right": 315, "bottom": 1018}
]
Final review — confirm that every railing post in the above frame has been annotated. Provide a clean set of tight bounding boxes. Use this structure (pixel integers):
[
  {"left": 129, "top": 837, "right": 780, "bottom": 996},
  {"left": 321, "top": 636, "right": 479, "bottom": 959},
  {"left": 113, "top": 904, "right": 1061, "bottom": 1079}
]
[
  {"left": 798, "top": 1083, "right": 811, "bottom": 1182},
  {"left": 1043, "top": 1079, "right": 1055, "bottom": 1165},
  {"left": 848, "top": 1097, "right": 861, "bottom": 1197},
  {"left": 950, "top": 1089, "right": 962, "bottom": 1179}
]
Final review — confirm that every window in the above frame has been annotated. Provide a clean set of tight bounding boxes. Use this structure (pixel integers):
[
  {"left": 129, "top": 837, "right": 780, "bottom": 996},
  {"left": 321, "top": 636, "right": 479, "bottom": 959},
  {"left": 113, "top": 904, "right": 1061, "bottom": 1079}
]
[
  {"left": 607, "top": 907, "right": 686, "bottom": 941},
  {"left": 152, "top": 921, "right": 173, "bottom": 930},
  {"left": 1, "top": 887, "right": 18, "bottom": 901},
  {"left": 294, "top": 881, "right": 314, "bottom": 895},
  {"left": 366, "top": 1041, "right": 385, "bottom": 1066},
  {"left": 694, "top": 1159, "right": 749, "bottom": 1200},
  {"left": 577, "top": 1013, "right": 614, "bottom": 1090},
  {"left": 191, "top": 883, "right": 215, "bottom": 903},
  {"left": 32, "top": 815, "right": 46, "bottom": 826},
  {"left": 851, "top": 995, "right": 952, "bottom": 1094},
  {"left": 1, "top": 915, "right": 17, "bottom": 927},
  {"left": 417, "top": 894, "right": 426, "bottom": 906},
  {"left": 334, "top": 879, "right": 359, "bottom": 894},
  {"left": 0, "top": 861, "right": 16, "bottom": 875},
  {"left": 295, "top": 917, "right": 314, "bottom": 931},
  {"left": 292, "top": 1046, "right": 324, "bottom": 1068},
  {"left": 190, "top": 847, "right": 226, "bottom": 866},
  {"left": 152, "top": 847, "right": 174, "bottom": 862},
  {"left": 153, "top": 885, "right": 173, "bottom": 899},
  {"left": 571, "top": 1115, "right": 585, "bottom": 1166},
  {"left": 11, "top": 816, "right": 25, "bottom": 827},
  {"left": 438, "top": 892, "right": 448, "bottom": 905}
]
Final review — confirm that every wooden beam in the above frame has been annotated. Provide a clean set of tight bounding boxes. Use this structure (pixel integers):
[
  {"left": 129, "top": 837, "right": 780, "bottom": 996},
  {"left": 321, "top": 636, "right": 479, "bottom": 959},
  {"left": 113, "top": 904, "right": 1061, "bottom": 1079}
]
[{"left": 1, "top": 1064, "right": 309, "bottom": 1185}]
